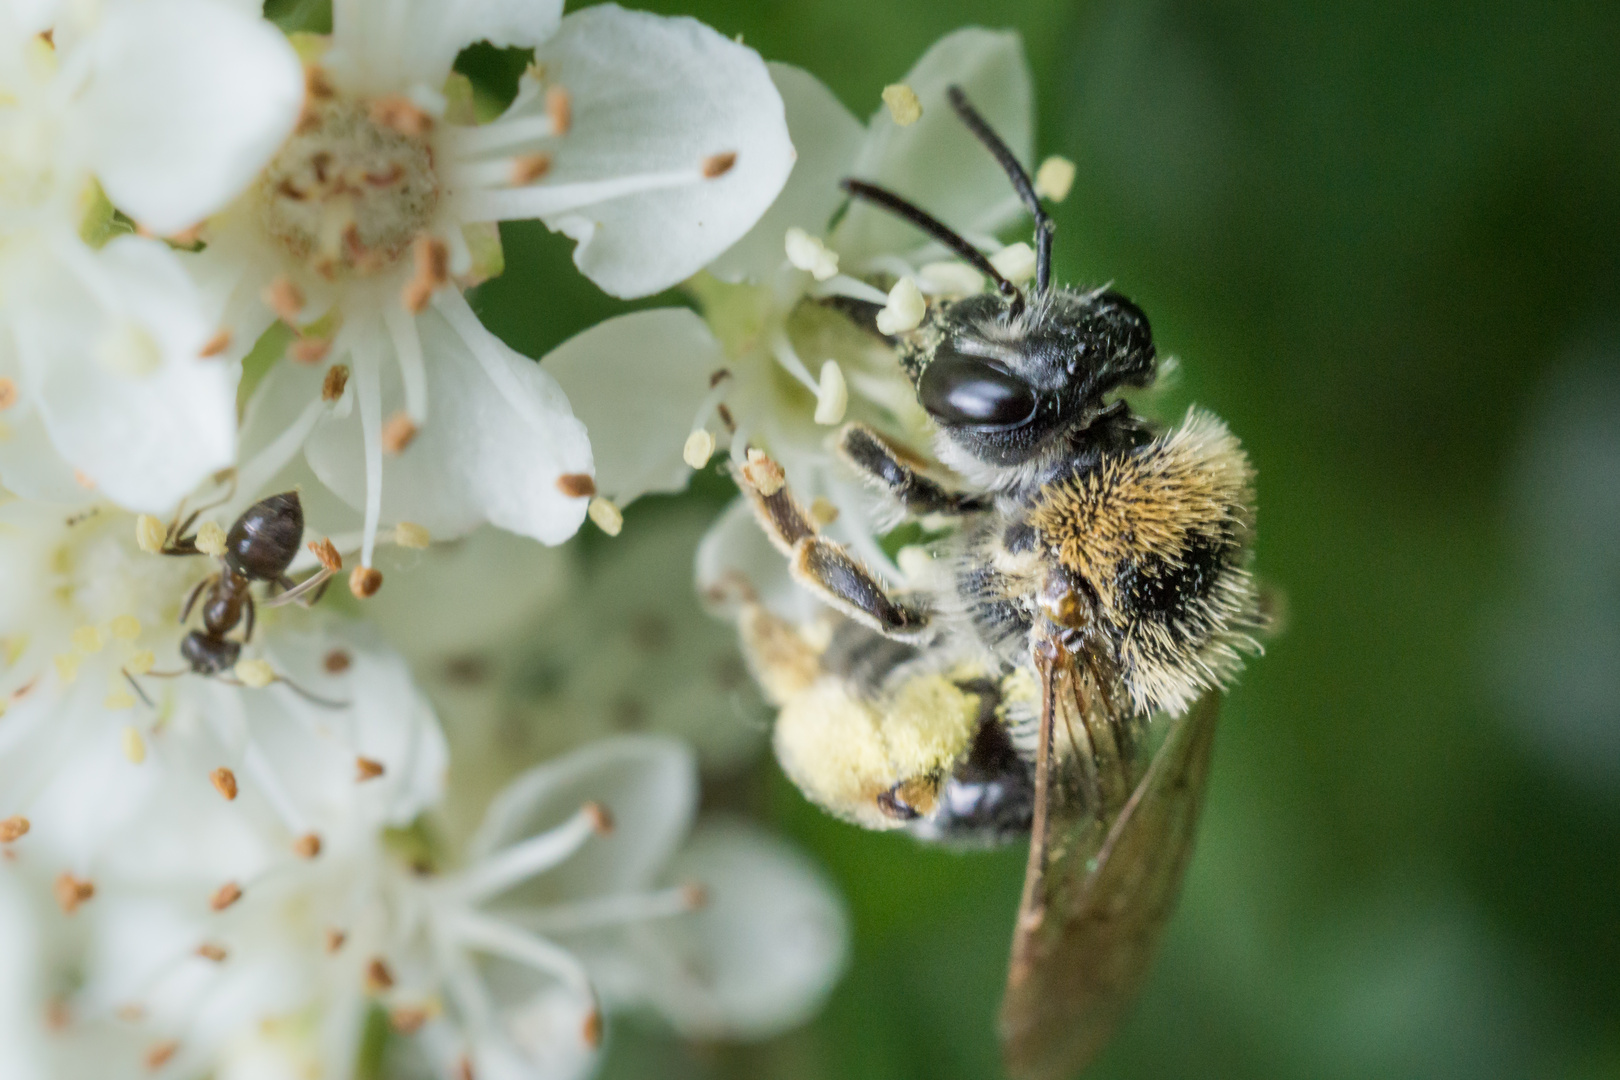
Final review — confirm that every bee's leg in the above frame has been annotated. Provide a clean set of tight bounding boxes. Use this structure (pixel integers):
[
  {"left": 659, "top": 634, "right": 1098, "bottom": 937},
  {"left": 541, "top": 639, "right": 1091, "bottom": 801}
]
[
  {"left": 838, "top": 423, "right": 991, "bottom": 516},
  {"left": 734, "top": 452, "right": 931, "bottom": 640}
]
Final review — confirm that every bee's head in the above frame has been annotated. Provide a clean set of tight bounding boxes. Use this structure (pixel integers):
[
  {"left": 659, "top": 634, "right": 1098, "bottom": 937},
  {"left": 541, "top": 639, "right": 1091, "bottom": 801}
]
[{"left": 916, "top": 289, "right": 1156, "bottom": 468}]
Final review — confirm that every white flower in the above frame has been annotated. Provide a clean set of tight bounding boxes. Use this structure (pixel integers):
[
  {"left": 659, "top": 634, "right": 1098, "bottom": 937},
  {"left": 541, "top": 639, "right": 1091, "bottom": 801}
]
[
  {"left": 549, "top": 29, "right": 1037, "bottom": 580},
  {"left": 0, "top": 2, "right": 303, "bottom": 511},
  {"left": 201, "top": 0, "right": 794, "bottom": 565}
]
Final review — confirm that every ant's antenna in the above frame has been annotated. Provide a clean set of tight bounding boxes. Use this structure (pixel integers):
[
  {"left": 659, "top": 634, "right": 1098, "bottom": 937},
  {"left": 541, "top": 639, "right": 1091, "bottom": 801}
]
[
  {"left": 945, "top": 85, "right": 1055, "bottom": 294},
  {"left": 839, "top": 179, "right": 1025, "bottom": 317}
]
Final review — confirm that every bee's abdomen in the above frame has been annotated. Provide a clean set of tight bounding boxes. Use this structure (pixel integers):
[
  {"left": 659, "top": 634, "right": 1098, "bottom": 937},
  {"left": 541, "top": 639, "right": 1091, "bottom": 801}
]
[{"left": 1030, "top": 408, "right": 1265, "bottom": 715}]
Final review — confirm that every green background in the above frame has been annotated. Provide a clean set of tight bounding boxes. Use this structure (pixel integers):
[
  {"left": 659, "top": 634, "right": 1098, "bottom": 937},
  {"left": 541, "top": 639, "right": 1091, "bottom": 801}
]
[{"left": 274, "top": 0, "right": 1620, "bottom": 1076}]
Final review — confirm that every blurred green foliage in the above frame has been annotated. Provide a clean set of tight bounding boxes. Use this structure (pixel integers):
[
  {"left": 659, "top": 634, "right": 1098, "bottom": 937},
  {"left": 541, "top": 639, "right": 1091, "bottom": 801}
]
[{"left": 282, "top": 0, "right": 1620, "bottom": 1075}]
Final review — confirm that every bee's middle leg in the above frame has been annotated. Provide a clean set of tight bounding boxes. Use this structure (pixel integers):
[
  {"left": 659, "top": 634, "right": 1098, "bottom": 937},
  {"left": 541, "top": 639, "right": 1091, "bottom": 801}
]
[
  {"left": 838, "top": 423, "right": 990, "bottom": 516},
  {"left": 734, "top": 451, "right": 930, "bottom": 640}
]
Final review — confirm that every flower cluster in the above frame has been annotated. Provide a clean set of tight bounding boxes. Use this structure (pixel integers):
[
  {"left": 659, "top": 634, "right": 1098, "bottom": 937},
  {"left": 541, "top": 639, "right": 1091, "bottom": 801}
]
[{"left": 0, "top": 0, "right": 1060, "bottom": 1076}]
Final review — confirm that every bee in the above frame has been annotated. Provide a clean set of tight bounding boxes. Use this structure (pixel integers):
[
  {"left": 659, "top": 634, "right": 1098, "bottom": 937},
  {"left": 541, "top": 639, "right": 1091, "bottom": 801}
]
[{"left": 729, "top": 87, "right": 1268, "bottom": 1079}]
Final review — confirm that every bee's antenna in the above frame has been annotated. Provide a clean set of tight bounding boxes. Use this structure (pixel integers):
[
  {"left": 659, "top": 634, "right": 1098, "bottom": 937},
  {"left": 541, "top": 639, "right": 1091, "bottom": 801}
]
[
  {"left": 945, "top": 85, "right": 1054, "bottom": 295},
  {"left": 840, "top": 178, "right": 1025, "bottom": 317}
]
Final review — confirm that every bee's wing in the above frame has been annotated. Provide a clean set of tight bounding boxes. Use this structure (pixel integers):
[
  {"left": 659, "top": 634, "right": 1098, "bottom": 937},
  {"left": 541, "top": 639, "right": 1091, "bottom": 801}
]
[{"left": 999, "top": 639, "right": 1221, "bottom": 1080}]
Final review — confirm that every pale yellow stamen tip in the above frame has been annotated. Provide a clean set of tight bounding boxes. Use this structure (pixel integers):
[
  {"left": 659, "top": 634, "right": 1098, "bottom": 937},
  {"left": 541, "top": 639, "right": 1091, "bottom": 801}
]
[
  {"left": 110, "top": 615, "right": 141, "bottom": 640},
  {"left": 814, "top": 360, "right": 848, "bottom": 425},
  {"left": 394, "top": 522, "right": 431, "bottom": 549},
  {"left": 195, "top": 520, "right": 228, "bottom": 557},
  {"left": 95, "top": 323, "right": 162, "bottom": 378},
  {"left": 882, "top": 83, "right": 922, "bottom": 126},
  {"left": 235, "top": 659, "right": 276, "bottom": 689},
  {"left": 989, "top": 242, "right": 1037, "bottom": 285},
  {"left": 1034, "top": 155, "right": 1076, "bottom": 202},
  {"left": 135, "top": 514, "right": 166, "bottom": 554},
  {"left": 588, "top": 497, "right": 623, "bottom": 537},
  {"left": 71, "top": 625, "right": 104, "bottom": 654},
  {"left": 784, "top": 227, "right": 839, "bottom": 281},
  {"left": 683, "top": 429, "right": 715, "bottom": 469},
  {"left": 918, "top": 261, "right": 986, "bottom": 297},
  {"left": 741, "top": 448, "right": 785, "bottom": 497},
  {"left": 53, "top": 654, "right": 79, "bottom": 684},
  {"left": 126, "top": 649, "right": 156, "bottom": 676},
  {"left": 810, "top": 496, "right": 840, "bottom": 526},
  {"left": 875, "top": 276, "right": 926, "bottom": 335},
  {"left": 897, "top": 545, "right": 933, "bottom": 581},
  {"left": 121, "top": 725, "right": 147, "bottom": 764},
  {"left": 104, "top": 689, "right": 135, "bottom": 710}
]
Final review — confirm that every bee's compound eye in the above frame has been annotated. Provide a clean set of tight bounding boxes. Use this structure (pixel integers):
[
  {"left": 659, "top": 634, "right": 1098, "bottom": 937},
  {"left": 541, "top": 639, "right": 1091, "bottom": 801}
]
[{"left": 918, "top": 351, "right": 1038, "bottom": 428}]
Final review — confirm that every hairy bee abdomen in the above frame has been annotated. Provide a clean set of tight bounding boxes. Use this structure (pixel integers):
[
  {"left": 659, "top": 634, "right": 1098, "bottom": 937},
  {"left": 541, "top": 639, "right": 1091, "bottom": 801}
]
[{"left": 1030, "top": 408, "right": 1265, "bottom": 715}]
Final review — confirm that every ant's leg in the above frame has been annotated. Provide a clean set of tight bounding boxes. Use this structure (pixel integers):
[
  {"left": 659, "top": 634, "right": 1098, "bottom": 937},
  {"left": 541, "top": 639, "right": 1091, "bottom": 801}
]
[
  {"left": 179, "top": 575, "right": 211, "bottom": 623},
  {"left": 734, "top": 451, "right": 930, "bottom": 641},
  {"left": 837, "top": 423, "right": 991, "bottom": 517},
  {"left": 242, "top": 593, "right": 256, "bottom": 644}
]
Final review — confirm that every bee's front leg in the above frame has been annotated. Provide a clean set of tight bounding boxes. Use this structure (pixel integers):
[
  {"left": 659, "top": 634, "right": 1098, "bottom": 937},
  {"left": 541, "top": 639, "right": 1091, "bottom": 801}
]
[
  {"left": 838, "top": 423, "right": 990, "bottom": 517},
  {"left": 734, "top": 450, "right": 931, "bottom": 641}
]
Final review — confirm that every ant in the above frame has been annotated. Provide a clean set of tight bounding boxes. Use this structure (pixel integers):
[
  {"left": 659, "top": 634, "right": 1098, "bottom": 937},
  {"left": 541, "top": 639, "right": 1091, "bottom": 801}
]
[{"left": 137, "top": 485, "right": 344, "bottom": 706}]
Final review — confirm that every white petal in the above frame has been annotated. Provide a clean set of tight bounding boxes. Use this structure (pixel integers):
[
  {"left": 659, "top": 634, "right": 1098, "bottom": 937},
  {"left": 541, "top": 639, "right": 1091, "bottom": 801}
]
[
  {"left": 542, "top": 309, "right": 723, "bottom": 504},
  {"left": 84, "top": 0, "right": 304, "bottom": 234},
  {"left": 23, "top": 236, "right": 236, "bottom": 512},
  {"left": 471, "top": 736, "right": 697, "bottom": 901},
  {"left": 333, "top": 0, "right": 563, "bottom": 93},
  {"left": 634, "top": 818, "right": 848, "bottom": 1039},
  {"left": 0, "top": 876, "right": 47, "bottom": 1080},
  {"left": 303, "top": 300, "right": 592, "bottom": 545},
  {"left": 835, "top": 29, "right": 1033, "bottom": 264},
  {"left": 707, "top": 63, "right": 865, "bottom": 283},
  {"left": 469, "top": 4, "right": 793, "bottom": 298},
  {"left": 0, "top": 394, "right": 93, "bottom": 505}
]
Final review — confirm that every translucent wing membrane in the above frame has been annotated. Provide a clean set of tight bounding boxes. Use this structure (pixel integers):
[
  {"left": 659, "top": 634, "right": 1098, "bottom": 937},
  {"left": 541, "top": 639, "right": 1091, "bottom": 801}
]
[{"left": 1000, "top": 631, "right": 1221, "bottom": 1080}]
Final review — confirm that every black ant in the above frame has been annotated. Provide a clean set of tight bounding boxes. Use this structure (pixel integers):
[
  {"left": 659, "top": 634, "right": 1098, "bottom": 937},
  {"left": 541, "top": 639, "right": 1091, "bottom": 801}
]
[{"left": 134, "top": 487, "right": 345, "bottom": 706}]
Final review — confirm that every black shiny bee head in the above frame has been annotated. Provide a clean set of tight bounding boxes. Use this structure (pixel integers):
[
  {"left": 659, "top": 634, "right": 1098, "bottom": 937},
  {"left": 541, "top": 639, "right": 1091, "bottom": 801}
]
[
  {"left": 841, "top": 86, "right": 1158, "bottom": 470},
  {"left": 225, "top": 491, "right": 303, "bottom": 581}
]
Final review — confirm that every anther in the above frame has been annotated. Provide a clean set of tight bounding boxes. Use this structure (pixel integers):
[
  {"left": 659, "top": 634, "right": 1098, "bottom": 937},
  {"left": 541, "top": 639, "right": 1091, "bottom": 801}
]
[
  {"left": 918, "top": 261, "right": 985, "bottom": 297},
  {"left": 210, "top": 768, "right": 238, "bottom": 801},
  {"left": 1034, "top": 155, "right": 1076, "bottom": 202},
  {"left": 898, "top": 545, "right": 933, "bottom": 581},
  {"left": 680, "top": 881, "right": 710, "bottom": 909},
  {"left": 546, "top": 86, "right": 572, "bottom": 135},
  {"left": 366, "top": 958, "right": 395, "bottom": 993},
  {"left": 122, "top": 726, "right": 147, "bottom": 764},
  {"left": 583, "top": 801, "right": 615, "bottom": 835},
  {"left": 882, "top": 83, "right": 923, "bottom": 126},
  {"left": 136, "top": 514, "right": 166, "bottom": 554},
  {"left": 456, "top": 1056, "right": 475, "bottom": 1080},
  {"left": 355, "top": 757, "right": 386, "bottom": 782},
  {"left": 210, "top": 882, "right": 243, "bottom": 911},
  {"left": 741, "top": 448, "right": 785, "bottom": 497},
  {"left": 104, "top": 689, "right": 135, "bottom": 710},
  {"left": 110, "top": 615, "right": 141, "bottom": 640},
  {"left": 264, "top": 277, "right": 305, "bottom": 325},
  {"left": 294, "top": 833, "right": 323, "bottom": 859},
  {"left": 126, "top": 650, "right": 156, "bottom": 676},
  {"left": 74, "top": 469, "right": 96, "bottom": 490},
  {"left": 511, "top": 153, "right": 552, "bottom": 184},
  {"left": 381, "top": 412, "right": 418, "bottom": 454},
  {"left": 196, "top": 943, "right": 227, "bottom": 962},
  {"left": 394, "top": 522, "right": 431, "bottom": 549},
  {"left": 810, "top": 497, "right": 840, "bottom": 526},
  {"left": 53, "top": 654, "right": 79, "bottom": 683},
  {"left": 369, "top": 94, "right": 432, "bottom": 136},
  {"left": 309, "top": 537, "right": 343, "bottom": 572},
  {"left": 144, "top": 1040, "right": 180, "bottom": 1070},
  {"left": 324, "top": 928, "right": 347, "bottom": 953},
  {"left": 199, "top": 329, "right": 232, "bottom": 358},
  {"left": 350, "top": 566, "right": 383, "bottom": 598},
  {"left": 989, "top": 242, "right": 1037, "bottom": 285},
  {"left": 391, "top": 1005, "right": 431, "bottom": 1034},
  {"left": 588, "top": 497, "right": 623, "bottom": 537},
  {"left": 0, "top": 816, "right": 29, "bottom": 842},
  {"left": 321, "top": 364, "right": 350, "bottom": 401},
  {"left": 291, "top": 336, "right": 331, "bottom": 364},
  {"left": 582, "top": 1009, "right": 603, "bottom": 1048},
  {"left": 683, "top": 429, "right": 715, "bottom": 469},
  {"left": 46, "top": 999, "right": 70, "bottom": 1030},
  {"left": 72, "top": 625, "right": 104, "bottom": 653},
  {"left": 702, "top": 151, "right": 737, "bottom": 179},
  {"left": 322, "top": 649, "right": 351, "bottom": 674},
  {"left": 875, "top": 276, "right": 926, "bottom": 335},
  {"left": 0, "top": 377, "right": 16, "bottom": 410},
  {"left": 304, "top": 65, "right": 335, "bottom": 102},
  {"left": 235, "top": 659, "right": 275, "bottom": 689},
  {"left": 814, "top": 361, "right": 848, "bottom": 425},
  {"left": 402, "top": 236, "right": 450, "bottom": 313},
  {"left": 195, "top": 520, "right": 227, "bottom": 557},
  {"left": 55, "top": 873, "right": 95, "bottom": 914},
  {"left": 784, "top": 227, "right": 839, "bottom": 280},
  {"left": 556, "top": 473, "right": 596, "bottom": 499}
]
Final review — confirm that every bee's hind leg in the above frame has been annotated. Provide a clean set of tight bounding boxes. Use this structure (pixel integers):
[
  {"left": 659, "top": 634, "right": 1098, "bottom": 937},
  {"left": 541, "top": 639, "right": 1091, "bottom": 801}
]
[
  {"left": 838, "top": 423, "right": 990, "bottom": 517},
  {"left": 734, "top": 450, "right": 931, "bottom": 641}
]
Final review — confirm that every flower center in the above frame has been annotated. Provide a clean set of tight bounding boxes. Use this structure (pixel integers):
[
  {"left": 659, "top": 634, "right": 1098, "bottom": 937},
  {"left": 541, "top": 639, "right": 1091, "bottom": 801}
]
[{"left": 258, "top": 87, "right": 440, "bottom": 280}]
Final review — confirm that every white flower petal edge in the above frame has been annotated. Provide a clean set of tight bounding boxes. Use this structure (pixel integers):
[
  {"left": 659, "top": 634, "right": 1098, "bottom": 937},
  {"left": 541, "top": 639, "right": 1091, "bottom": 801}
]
[
  {"left": 0, "top": 875, "right": 46, "bottom": 1080},
  {"left": 543, "top": 309, "right": 725, "bottom": 505},
  {"left": 331, "top": 0, "right": 564, "bottom": 95},
  {"left": 453, "top": 3, "right": 795, "bottom": 298},
  {"left": 83, "top": 0, "right": 304, "bottom": 235}
]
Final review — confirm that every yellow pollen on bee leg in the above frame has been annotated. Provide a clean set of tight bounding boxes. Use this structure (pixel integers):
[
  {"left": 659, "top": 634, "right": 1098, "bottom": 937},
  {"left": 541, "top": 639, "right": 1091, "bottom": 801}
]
[
  {"left": 683, "top": 429, "right": 715, "bottom": 469},
  {"left": 1034, "top": 155, "right": 1077, "bottom": 202},
  {"left": 110, "top": 615, "right": 140, "bottom": 640},
  {"left": 814, "top": 361, "right": 848, "bottom": 425},
  {"left": 234, "top": 659, "right": 276, "bottom": 689},
  {"left": 195, "top": 520, "right": 228, "bottom": 557},
  {"left": 394, "top": 522, "right": 431, "bottom": 549},
  {"left": 135, "top": 515, "right": 166, "bottom": 554},
  {"left": 784, "top": 227, "right": 839, "bottom": 281},
  {"left": 126, "top": 650, "right": 156, "bottom": 676},
  {"left": 882, "top": 83, "right": 922, "bottom": 126},
  {"left": 381, "top": 412, "right": 418, "bottom": 454},
  {"left": 510, "top": 152, "right": 552, "bottom": 184},
  {"left": 322, "top": 364, "right": 350, "bottom": 401},
  {"left": 588, "top": 497, "right": 623, "bottom": 537},
  {"left": 0, "top": 377, "right": 17, "bottom": 410},
  {"left": 701, "top": 151, "right": 737, "bottom": 179},
  {"left": 121, "top": 726, "right": 147, "bottom": 764},
  {"left": 989, "top": 242, "right": 1037, "bottom": 285},
  {"left": 546, "top": 86, "right": 572, "bottom": 135},
  {"left": 741, "top": 448, "right": 785, "bottom": 497},
  {"left": 875, "top": 276, "right": 926, "bottom": 335},
  {"left": 71, "top": 626, "right": 104, "bottom": 654}
]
